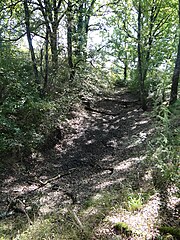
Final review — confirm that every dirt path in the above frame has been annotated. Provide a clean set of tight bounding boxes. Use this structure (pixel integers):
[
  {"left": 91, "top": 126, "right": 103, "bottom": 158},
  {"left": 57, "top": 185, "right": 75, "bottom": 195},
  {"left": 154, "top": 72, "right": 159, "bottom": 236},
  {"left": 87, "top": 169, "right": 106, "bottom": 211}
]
[
  {"left": 1, "top": 89, "right": 179, "bottom": 240},
  {"left": 0, "top": 89, "right": 156, "bottom": 237},
  {"left": 0, "top": 89, "right": 154, "bottom": 210}
]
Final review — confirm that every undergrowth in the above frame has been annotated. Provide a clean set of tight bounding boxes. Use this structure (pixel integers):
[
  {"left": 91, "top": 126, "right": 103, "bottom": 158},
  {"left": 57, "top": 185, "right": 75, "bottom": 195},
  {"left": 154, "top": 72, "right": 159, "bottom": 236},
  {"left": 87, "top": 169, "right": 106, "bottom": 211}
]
[
  {"left": 0, "top": 186, "right": 155, "bottom": 240},
  {"left": 149, "top": 100, "right": 180, "bottom": 191}
]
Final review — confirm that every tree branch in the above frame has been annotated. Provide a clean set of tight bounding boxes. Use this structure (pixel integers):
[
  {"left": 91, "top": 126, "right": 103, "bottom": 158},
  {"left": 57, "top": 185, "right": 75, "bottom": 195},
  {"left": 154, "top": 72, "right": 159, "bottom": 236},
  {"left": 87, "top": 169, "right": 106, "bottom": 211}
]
[{"left": 2, "top": 32, "right": 26, "bottom": 42}]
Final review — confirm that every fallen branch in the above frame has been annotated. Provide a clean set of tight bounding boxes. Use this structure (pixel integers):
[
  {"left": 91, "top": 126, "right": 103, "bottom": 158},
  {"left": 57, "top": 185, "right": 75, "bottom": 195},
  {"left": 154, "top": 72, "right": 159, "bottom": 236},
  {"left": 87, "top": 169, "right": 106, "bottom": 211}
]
[
  {"left": 38, "top": 168, "right": 76, "bottom": 186},
  {"left": 0, "top": 198, "right": 32, "bottom": 224},
  {"left": 84, "top": 106, "right": 121, "bottom": 116},
  {"left": 104, "top": 98, "right": 139, "bottom": 106},
  {"left": 68, "top": 209, "right": 85, "bottom": 232}
]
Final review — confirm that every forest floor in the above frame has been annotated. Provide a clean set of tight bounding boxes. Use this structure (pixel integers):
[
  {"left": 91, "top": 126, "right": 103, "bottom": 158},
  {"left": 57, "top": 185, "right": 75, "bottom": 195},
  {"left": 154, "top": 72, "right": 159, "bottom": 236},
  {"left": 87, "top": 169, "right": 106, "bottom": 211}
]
[{"left": 0, "top": 88, "right": 179, "bottom": 239}]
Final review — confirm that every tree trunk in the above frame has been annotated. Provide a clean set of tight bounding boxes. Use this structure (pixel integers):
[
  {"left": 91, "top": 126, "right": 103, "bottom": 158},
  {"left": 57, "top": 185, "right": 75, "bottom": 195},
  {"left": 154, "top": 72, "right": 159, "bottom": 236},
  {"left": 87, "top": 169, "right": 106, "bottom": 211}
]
[
  {"left": 170, "top": 38, "right": 180, "bottom": 105},
  {"left": 43, "top": 26, "right": 49, "bottom": 94},
  {"left": 50, "top": 28, "right": 58, "bottom": 71},
  {"left": 169, "top": 0, "right": 180, "bottom": 105},
  {"left": 37, "top": 0, "right": 59, "bottom": 72},
  {"left": 23, "top": 0, "right": 39, "bottom": 85},
  {"left": 124, "top": 46, "right": 128, "bottom": 82},
  {"left": 75, "top": 3, "right": 84, "bottom": 59},
  {"left": 75, "top": 0, "right": 96, "bottom": 63},
  {"left": 137, "top": 0, "right": 147, "bottom": 111},
  {"left": 67, "top": 0, "right": 75, "bottom": 80},
  {"left": 124, "top": 62, "right": 127, "bottom": 82}
]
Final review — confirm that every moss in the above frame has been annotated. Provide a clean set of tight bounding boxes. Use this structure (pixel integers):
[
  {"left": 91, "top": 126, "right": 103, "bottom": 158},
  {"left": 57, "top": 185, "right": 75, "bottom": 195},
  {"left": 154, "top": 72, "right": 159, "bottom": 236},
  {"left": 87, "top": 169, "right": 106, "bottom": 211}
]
[
  {"left": 163, "top": 234, "right": 174, "bottom": 240},
  {"left": 158, "top": 226, "right": 180, "bottom": 239},
  {"left": 114, "top": 222, "right": 132, "bottom": 236}
]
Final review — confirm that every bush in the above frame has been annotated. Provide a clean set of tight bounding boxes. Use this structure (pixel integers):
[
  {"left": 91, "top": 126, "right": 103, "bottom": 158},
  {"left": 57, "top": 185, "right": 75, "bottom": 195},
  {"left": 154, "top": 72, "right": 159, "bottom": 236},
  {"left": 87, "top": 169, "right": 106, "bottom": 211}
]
[
  {"left": 149, "top": 100, "right": 180, "bottom": 189},
  {"left": 0, "top": 45, "right": 74, "bottom": 158}
]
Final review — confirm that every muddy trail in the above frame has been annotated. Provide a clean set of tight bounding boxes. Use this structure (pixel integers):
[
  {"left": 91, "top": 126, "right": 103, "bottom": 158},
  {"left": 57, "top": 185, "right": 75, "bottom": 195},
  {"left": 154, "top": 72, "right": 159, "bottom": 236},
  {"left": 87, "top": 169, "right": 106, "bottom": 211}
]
[{"left": 0, "top": 89, "right": 154, "bottom": 213}]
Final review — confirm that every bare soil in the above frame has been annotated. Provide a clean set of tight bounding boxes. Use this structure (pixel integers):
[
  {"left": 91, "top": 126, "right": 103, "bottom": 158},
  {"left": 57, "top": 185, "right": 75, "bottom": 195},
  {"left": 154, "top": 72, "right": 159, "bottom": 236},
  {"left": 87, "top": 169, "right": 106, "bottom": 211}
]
[{"left": 0, "top": 89, "right": 179, "bottom": 239}]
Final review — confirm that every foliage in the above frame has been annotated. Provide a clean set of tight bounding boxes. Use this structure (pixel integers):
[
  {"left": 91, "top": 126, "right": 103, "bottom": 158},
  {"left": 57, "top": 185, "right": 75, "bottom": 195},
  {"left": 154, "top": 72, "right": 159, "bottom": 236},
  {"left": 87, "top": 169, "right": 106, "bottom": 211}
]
[
  {"left": 0, "top": 44, "right": 77, "bottom": 157},
  {"left": 149, "top": 100, "right": 180, "bottom": 189},
  {"left": 158, "top": 226, "right": 180, "bottom": 239},
  {"left": 126, "top": 192, "right": 143, "bottom": 211},
  {"left": 0, "top": 186, "right": 155, "bottom": 239},
  {"left": 114, "top": 222, "right": 132, "bottom": 236}
]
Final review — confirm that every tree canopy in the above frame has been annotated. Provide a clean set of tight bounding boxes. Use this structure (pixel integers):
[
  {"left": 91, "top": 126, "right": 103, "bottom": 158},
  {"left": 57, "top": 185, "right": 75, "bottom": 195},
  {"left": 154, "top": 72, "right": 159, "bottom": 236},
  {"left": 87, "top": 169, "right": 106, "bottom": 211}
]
[{"left": 0, "top": 1, "right": 179, "bottom": 239}]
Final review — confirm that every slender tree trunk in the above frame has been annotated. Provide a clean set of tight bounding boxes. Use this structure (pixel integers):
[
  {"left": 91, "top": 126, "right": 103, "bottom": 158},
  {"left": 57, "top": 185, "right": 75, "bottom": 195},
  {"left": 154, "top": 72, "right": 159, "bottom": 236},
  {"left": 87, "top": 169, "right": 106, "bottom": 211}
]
[
  {"left": 75, "top": 0, "right": 96, "bottom": 62},
  {"left": 37, "top": 0, "right": 58, "bottom": 72},
  {"left": 40, "top": 48, "right": 43, "bottom": 79},
  {"left": 169, "top": 0, "right": 180, "bottom": 105},
  {"left": 75, "top": 3, "right": 84, "bottom": 59},
  {"left": 67, "top": 0, "right": 74, "bottom": 80},
  {"left": 50, "top": 21, "right": 58, "bottom": 70},
  {"left": 44, "top": 27, "right": 49, "bottom": 93},
  {"left": 137, "top": 0, "right": 147, "bottom": 111},
  {"left": 170, "top": 38, "right": 180, "bottom": 105},
  {"left": 23, "top": 0, "right": 39, "bottom": 85},
  {"left": 124, "top": 44, "right": 128, "bottom": 82},
  {"left": 124, "top": 63, "right": 127, "bottom": 82},
  {"left": 52, "top": 0, "right": 59, "bottom": 68}
]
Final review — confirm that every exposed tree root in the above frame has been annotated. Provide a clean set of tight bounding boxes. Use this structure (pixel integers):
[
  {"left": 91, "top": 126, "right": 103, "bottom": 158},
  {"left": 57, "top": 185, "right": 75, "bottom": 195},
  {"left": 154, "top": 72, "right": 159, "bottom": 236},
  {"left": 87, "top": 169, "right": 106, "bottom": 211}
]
[{"left": 84, "top": 106, "right": 121, "bottom": 116}]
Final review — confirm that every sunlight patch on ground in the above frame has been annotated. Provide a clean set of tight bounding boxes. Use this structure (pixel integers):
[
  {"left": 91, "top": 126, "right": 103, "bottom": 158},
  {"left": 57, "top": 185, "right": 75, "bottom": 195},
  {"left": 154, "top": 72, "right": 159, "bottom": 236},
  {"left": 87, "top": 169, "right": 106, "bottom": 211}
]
[
  {"left": 127, "top": 132, "right": 148, "bottom": 148},
  {"left": 136, "top": 119, "right": 150, "bottom": 125},
  {"left": 3, "top": 176, "right": 16, "bottom": 184},
  {"left": 114, "top": 160, "right": 134, "bottom": 171},
  {"left": 101, "top": 155, "right": 114, "bottom": 161},
  {"left": 83, "top": 206, "right": 99, "bottom": 219},
  {"left": 114, "top": 156, "right": 145, "bottom": 171},
  {"left": 107, "top": 138, "right": 118, "bottom": 148},
  {"left": 106, "top": 194, "right": 160, "bottom": 239},
  {"left": 39, "top": 191, "right": 66, "bottom": 214},
  {"left": 5, "top": 183, "right": 39, "bottom": 196},
  {"left": 95, "top": 178, "right": 125, "bottom": 190}
]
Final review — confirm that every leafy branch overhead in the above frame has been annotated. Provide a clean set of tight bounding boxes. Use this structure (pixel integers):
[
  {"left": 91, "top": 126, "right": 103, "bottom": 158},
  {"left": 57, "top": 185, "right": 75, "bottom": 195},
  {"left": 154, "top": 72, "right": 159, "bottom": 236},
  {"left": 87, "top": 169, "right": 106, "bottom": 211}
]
[{"left": 0, "top": 1, "right": 179, "bottom": 239}]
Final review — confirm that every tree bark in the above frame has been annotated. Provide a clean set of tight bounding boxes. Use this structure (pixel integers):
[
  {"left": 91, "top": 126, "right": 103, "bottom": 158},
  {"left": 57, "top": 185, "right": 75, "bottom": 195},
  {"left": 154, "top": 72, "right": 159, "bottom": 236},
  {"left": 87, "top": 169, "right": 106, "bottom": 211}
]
[
  {"left": 74, "top": 0, "right": 96, "bottom": 62},
  {"left": 24, "top": 0, "right": 39, "bottom": 85},
  {"left": 43, "top": 26, "right": 49, "bottom": 93},
  {"left": 67, "top": 0, "right": 74, "bottom": 80},
  {"left": 37, "top": 0, "right": 61, "bottom": 72},
  {"left": 137, "top": 0, "right": 147, "bottom": 111},
  {"left": 169, "top": 0, "right": 180, "bottom": 105}
]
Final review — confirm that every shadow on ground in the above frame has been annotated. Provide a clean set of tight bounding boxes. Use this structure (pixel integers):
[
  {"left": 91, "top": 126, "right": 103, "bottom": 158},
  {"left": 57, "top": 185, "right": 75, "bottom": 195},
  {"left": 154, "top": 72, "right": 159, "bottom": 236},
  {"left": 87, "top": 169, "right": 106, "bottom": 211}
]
[
  {"left": 0, "top": 89, "right": 157, "bottom": 238},
  {"left": 1, "top": 90, "right": 153, "bottom": 208}
]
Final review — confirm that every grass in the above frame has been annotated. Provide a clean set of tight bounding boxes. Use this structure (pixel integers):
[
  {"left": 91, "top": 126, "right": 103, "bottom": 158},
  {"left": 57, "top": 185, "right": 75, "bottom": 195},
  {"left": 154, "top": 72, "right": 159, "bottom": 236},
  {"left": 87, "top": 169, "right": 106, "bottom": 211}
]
[
  {"left": 126, "top": 192, "right": 143, "bottom": 211},
  {"left": 0, "top": 186, "right": 156, "bottom": 240},
  {"left": 1, "top": 98, "right": 179, "bottom": 239},
  {"left": 114, "top": 222, "right": 132, "bottom": 236},
  {"left": 158, "top": 226, "right": 180, "bottom": 239}
]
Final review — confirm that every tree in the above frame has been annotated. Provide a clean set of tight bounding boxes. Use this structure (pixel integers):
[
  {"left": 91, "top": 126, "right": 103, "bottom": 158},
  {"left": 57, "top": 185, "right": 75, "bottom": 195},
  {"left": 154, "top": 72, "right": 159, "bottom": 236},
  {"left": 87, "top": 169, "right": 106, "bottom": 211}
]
[
  {"left": 169, "top": 0, "right": 180, "bottom": 105},
  {"left": 137, "top": 0, "right": 147, "bottom": 110},
  {"left": 136, "top": 0, "right": 175, "bottom": 110},
  {"left": 24, "top": 0, "right": 39, "bottom": 84},
  {"left": 36, "top": 0, "right": 65, "bottom": 71},
  {"left": 66, "top": 0, "right": 97, "bottom": 80},
  {"left": 73, "top": 0, "right": 96, "bottom": 62},
  {"left": 67, "top": 0, "right": 74, "bottom": 80},
  {"left": 105, "top": 0, "right": 175, "bottom": 109}
]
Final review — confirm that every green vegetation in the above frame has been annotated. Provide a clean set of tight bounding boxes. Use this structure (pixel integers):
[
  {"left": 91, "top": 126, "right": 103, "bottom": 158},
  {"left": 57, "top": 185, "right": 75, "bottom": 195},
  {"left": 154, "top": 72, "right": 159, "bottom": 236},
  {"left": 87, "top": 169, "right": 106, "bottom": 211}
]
[
  {"left": 126, "top": 192, "right": 143, "bottom": 211},
  {"left": 0, "top": 187, "right": 156, "bottom": 239},
  {"left": 158, "top": 226, "right": 180, "bottom": 239},
  {"left": 0, "top": 0, "right": 179, "bottom": 158},
  {"left": 0, "top": 0, "right": 179, "bottom": 239},
  {"left": 114, "top": 222, "right": 132, "bottom": 236},
  {"left": 149, "top": 100, "right": 180, "bottom": 190}
]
